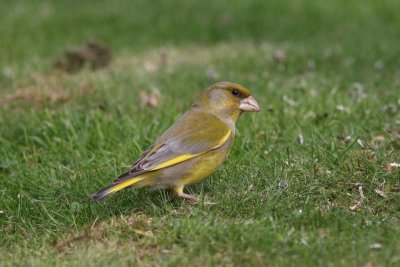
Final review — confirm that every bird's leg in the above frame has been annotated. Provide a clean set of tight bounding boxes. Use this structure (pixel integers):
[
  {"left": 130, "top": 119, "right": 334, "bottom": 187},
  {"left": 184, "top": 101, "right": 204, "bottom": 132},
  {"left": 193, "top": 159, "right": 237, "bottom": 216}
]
[
  {"left": 171, "top": 186, "right": 199, "bottom": 202},
  {"left": 171, "top": 186, "right": 215, "bottom": 205}
]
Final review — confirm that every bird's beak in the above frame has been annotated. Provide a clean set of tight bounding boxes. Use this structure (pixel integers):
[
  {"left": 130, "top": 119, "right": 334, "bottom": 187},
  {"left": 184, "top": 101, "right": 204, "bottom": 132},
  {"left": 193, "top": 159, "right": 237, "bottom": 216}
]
[{"left": 239, "top": 96, "right": 260, "bottom": 112}]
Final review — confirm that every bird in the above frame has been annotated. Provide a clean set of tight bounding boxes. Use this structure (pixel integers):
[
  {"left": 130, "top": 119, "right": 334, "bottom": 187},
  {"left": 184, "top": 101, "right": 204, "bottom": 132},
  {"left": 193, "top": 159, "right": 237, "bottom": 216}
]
[{"left": 91, "top": 82, "right": 260, "bottom": 202}]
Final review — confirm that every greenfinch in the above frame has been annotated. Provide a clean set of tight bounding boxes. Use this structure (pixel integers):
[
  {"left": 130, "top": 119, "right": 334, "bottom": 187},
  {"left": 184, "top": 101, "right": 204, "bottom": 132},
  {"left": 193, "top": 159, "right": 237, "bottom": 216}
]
[{"left": 92, "top": 82, "right": 260, "bottom": 201}]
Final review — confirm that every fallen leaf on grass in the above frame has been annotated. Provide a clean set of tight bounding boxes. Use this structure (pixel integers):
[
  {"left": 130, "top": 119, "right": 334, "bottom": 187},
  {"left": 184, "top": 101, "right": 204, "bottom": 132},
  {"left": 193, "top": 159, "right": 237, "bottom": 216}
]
[
  {"left": 381, "top": 103, "right": 398, "bottom": 114},
  {"left": 371, "top": 135, "right": 385, "bottom": 143},
  {"left": 206, "top": 68, "right": 220, "bottom": 81},
  {"left": 356, "top": 139, "right": 365, "bottom": 148},
  {"left": 144, "top": 61, "right": 158, "bottom": 73},
  {"left": 369, "top": 243, "right": 383, "bottom": 249},
  {"left": 335, "top": 104, "right": 349, "bottom": 112},
  {"left": 386, "top": 162, "right": 400, "bottom": 173},
  {"left": 296, "top": 134, "right": 304, "bottom": 145},
  {"left": 349, "top": 183, "right": 365, "bottom": 211},
  {"left": 245, "top": 184, "right": 254, "bottom": 194},
  {"left": 374, "top": 188, "right": 387, "bottom": 198},
  {"left": 348, "top": 83, "right": 368, "bottom": 102},
  {"left": 283, "top": 95, "right": 297, "bottom": 106},
  {"left": 337, "top": 135, "right": 352, "bottom": 144},
  {"left": 304, "top": 111, "right": 316, "bottom": 119},
  {"left": 139, "top": 90, "right": 160, "bottom": 108},
  {"left": 272, "top": 50, "right": 287, "bottom": 63},
  {"left": 373, "top": 181, "right": 387, "bottom": 199}
]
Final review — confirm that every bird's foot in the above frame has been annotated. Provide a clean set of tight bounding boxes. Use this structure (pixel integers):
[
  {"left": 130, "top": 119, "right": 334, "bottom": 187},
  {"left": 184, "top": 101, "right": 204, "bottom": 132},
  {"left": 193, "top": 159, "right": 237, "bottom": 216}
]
[
  {"left": 171, "top": 186, "right": 215, "bottom": 205},
  {"left": 177, "top": 192, "right": 199, "bottom": 202}
]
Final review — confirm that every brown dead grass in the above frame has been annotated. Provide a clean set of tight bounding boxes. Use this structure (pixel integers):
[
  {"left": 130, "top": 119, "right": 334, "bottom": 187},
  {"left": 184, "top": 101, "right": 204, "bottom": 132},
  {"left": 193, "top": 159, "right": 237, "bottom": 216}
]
[
  {"left": 53, "top": 41, "right": 112, "bottom": 73},
  {"left": 54, "top": 213, "right": 157, "bottom": 255},
  {"left": 0, "top": 73, "right": 93, "bottom": 107},
  {"left": 1, "top": 42, "right": 275, "bottom": 109},
  {"left": 116, "top": 42, "right": 273, "bottom": 75}
]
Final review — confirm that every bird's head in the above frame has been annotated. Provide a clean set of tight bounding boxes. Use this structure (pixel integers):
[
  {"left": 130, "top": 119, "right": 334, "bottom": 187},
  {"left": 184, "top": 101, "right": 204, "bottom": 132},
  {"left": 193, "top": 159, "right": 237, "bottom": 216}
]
[{"left": 196, "top": 82, "right": 260, "bottom": 122}]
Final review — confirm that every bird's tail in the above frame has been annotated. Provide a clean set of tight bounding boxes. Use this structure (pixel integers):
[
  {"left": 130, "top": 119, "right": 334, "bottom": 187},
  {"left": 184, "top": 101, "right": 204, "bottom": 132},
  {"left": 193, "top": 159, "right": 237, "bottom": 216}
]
[{"left": 91, "top": 176, "right": 145, "bottom": 201}]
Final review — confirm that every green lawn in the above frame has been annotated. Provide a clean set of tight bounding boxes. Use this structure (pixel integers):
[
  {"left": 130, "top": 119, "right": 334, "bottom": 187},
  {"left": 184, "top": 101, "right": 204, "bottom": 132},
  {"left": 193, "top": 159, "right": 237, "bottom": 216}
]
[{"left": 1, "top": 0, "right": 400, "bottom": 266}]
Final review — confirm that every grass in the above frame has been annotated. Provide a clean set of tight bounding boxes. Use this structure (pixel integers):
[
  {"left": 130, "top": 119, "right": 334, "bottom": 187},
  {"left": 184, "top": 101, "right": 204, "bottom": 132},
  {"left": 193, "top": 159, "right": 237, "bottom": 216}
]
[{"left": 1, "top": 0, "right": 400, "bottom": 266}]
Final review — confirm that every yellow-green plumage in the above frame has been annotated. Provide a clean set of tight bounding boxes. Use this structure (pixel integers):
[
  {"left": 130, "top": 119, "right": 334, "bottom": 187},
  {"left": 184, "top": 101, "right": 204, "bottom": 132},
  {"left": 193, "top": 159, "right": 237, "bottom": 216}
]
[{"left": 91, "top": 82, "right": 260, "bottom": 201}]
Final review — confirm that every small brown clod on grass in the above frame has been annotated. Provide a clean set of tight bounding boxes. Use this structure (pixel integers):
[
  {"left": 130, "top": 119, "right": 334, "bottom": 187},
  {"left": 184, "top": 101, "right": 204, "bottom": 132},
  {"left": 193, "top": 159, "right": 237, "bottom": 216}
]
[{"left": 53, "top": 41, "right": 112, "bottom": 73}]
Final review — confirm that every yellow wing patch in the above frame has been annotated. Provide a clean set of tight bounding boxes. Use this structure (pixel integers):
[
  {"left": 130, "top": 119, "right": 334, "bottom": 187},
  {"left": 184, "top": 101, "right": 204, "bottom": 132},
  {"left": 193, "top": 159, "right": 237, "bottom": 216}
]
[
  {"left": 213, "top": 128, "right": 231, "bottom": 148},
  {"left": 108, "top": 177, "right": 145, "bottom": 193},
  {"left": 150, "top": 154, "right": 195, "bottom": 171},
  {"left": 149, "top": 129, "right": 231, "bottom": 171}
]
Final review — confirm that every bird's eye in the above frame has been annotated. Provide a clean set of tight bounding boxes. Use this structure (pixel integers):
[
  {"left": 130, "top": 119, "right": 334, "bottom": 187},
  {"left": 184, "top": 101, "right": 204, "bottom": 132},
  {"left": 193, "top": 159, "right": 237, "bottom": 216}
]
[{"left": 232, "top": 89, "right": 239, "bottom": 96}]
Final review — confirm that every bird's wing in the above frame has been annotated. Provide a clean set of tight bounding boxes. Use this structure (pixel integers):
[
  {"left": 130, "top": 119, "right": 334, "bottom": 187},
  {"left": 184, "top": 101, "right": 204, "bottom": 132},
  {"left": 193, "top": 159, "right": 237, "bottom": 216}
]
[{"left": 113, "top": 112, "right": 231, "bottom": 183}]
